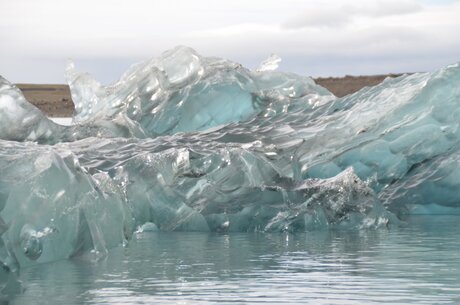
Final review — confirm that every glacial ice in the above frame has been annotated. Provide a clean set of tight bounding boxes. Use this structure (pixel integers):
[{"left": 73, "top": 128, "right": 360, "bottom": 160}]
[{"left": 1, "top": 46, "right": 460, "bottom": 282}]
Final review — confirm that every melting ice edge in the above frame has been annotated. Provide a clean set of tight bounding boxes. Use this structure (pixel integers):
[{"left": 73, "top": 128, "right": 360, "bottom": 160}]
[{"left": 0, "top": 46, "right": 460, "bottom": 280}]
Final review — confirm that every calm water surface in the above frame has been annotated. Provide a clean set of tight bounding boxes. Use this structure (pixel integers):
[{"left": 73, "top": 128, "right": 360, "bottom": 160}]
[{"left": 11, "top": 216, "right": 460, "bottom": 304}]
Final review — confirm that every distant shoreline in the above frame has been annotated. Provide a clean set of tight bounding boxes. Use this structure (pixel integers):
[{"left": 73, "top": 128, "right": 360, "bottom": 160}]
[{"left": 16, "top": 74, "right": 403, "bottom": 117}]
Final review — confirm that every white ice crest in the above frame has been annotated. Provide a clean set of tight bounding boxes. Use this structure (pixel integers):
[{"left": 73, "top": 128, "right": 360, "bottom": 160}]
[{"left": 256, "top": 54, "right": 282, "bottom": 72}]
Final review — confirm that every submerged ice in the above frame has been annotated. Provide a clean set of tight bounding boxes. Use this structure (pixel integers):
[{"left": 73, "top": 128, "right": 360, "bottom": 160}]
[{"left": 1, "top": 46, "right": 460, "bottom": 283}]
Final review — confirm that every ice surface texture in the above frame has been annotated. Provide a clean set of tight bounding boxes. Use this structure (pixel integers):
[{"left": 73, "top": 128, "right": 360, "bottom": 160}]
[{"left": 0, "top": 46, "right": 460, "bottom": 274}]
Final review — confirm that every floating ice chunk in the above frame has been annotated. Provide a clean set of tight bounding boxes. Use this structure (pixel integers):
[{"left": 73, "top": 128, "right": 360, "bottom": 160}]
[{"left": 1, "top": 46, "right": 460, "bottom": 272}]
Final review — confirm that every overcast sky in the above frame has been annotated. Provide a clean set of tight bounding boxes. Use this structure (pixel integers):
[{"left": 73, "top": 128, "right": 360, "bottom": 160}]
[{"left": 1, "top": 0, "right": 459, "bottom": 84}]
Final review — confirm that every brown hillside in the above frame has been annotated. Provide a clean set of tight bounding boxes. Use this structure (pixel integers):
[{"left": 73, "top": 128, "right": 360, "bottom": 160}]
[{"left": 16, "top": 74, "right": 403, "bottom": 117}]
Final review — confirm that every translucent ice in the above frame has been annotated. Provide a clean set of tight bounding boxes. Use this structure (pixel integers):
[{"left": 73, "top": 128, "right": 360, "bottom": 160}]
[
  {"left": 256, "top": 54, "right": 282, "bottom": 72},
  {"left": 0, "top": 77, "right": 64, "bottom": 142},
  {"left": 65, "top": 46, "right": 333, "bottom": 135},
  {"left": 1, "top": 47, "right": 460, "bottom": 274}
]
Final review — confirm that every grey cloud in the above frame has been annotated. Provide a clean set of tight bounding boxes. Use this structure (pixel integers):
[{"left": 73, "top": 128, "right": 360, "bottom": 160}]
[
  {"left": 282, "top": 0, "right": 422, "bottom": 30},
  {"left": 357, "top": 0, "right": 422, "bottom": 17},
  {"left": 282, "top": 7, "right": 352, "bottom": 29}
]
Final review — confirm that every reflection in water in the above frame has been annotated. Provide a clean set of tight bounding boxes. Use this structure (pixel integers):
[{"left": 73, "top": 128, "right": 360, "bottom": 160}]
[{"left": 12, "top": 216, "right": 460, "bottom": 304}]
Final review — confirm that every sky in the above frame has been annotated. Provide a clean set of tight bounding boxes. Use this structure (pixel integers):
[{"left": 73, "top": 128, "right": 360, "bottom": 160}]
[{"left": 0, "top": 0, "right": 459, "bottom": 84}]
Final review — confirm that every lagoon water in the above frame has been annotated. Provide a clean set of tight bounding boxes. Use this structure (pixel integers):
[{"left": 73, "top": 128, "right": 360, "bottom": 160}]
[{"left": 12, "top": 215, "right": 460, "bottom": 305}]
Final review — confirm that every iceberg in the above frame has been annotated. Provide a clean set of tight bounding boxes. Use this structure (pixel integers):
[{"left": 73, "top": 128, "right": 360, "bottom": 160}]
[{"left": 1, "top": 46, "right": 460, "bottom": 279}]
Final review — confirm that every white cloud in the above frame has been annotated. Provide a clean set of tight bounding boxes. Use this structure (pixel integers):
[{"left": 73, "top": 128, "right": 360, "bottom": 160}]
[{"left": 0, "top": 0, "right": 459, "bottom": 83}]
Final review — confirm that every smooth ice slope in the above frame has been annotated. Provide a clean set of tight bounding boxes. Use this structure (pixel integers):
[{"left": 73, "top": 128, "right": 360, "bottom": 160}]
[{"left": 1, "top": 47, "right": 460, "bottom": 283}]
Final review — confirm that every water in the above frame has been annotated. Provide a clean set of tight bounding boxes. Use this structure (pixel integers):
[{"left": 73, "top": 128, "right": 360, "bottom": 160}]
[{"left": 11, "top": 215, "right": 460, "bottom": 304}]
